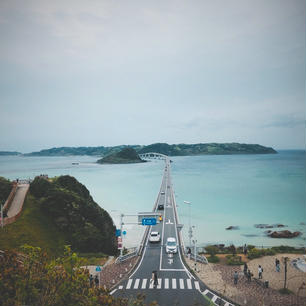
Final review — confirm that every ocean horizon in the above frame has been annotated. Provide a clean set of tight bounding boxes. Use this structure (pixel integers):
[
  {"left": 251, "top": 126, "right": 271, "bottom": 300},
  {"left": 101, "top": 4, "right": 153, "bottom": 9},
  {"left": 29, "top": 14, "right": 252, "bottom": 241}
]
[{"left": 0, "top": 150, "right": 305, "bottom": 249}]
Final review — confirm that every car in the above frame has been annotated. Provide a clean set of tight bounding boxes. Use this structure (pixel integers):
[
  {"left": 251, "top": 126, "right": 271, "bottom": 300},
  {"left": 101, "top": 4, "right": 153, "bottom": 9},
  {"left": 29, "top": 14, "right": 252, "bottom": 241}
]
[
  {"left": 161, "top": 191, "right": 165, "bottom": 195},
  {"left": 158, "top": 204, "right": 164, "bottom": 210},
  {"left": 166, "top": 237, "right": 177, "bottom": 253},
  {"left": 149, "top": 231, "right": 161, "bottom": 243}
]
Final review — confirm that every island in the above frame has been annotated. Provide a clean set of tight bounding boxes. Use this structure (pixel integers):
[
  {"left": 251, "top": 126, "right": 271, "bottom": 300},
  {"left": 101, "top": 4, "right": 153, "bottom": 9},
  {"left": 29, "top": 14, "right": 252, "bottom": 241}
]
[
  {"left": 0, "top": 151, "right": 21, "bottom": 156},
  {"left": 97, "top": 147, "right": 146, "bottom": 164},
  {"left": 24, "top": 142, "right": 277, "bottom": 157}
]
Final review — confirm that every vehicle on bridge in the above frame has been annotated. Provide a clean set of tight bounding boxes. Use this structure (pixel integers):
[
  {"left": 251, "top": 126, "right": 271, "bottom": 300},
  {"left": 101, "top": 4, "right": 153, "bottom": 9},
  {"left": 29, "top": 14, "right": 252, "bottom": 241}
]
[
  {"left": 149, "top": 231, "right": 161, "bottom": 243},
  {"left": 158, "top": 204, "right": 164, "bottom": 210},
  {"left": 166, "top": 237, "right": 177, "bottom": 253}
]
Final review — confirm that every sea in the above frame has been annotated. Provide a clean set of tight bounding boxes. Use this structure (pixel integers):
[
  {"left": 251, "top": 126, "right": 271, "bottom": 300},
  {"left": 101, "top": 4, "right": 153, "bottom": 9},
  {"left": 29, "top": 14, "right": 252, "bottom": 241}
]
[{"left": 0, "top": 150, "right": 305, "bottom": 249}]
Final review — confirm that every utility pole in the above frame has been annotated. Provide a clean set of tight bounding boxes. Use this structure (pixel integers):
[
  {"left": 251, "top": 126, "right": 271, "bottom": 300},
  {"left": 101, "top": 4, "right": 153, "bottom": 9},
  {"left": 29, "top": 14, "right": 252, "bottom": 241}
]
[
  {"left": 120, "top": 213, "right": 124, "bottom": 258},
  {"left": 283, "top": 256, "right": 288, "bottom": 289}
]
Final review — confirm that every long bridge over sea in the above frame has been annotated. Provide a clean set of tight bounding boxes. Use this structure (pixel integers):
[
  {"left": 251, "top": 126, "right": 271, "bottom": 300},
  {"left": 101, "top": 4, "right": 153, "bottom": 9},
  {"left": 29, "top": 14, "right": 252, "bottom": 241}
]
[{"left": 111, "top": 153, "right": 236, "bottom": 306}]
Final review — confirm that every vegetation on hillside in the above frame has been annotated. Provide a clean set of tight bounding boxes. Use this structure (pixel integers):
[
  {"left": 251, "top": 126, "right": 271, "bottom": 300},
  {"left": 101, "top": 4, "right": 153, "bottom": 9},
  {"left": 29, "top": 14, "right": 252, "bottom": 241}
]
[
  {"left": 0, "top": 245, "right": 137, "bottom": 306},
  {"left": 97, "top": 147, "right": 145, "bottom": 164},
  {"left": 0, "top": 176, "right": 12, "bottom": 205},
  {"left": 25, "top": 145, "right": 141, "bottom": 157},
  {"left": 0, "top": 175, "right": 117, "bottom": 256},
  {"left": 137, "top": 142, "right": 277, "bottom": 155},
  {"left": 24, "top": 142, "right": 277, "bottom": 157}
]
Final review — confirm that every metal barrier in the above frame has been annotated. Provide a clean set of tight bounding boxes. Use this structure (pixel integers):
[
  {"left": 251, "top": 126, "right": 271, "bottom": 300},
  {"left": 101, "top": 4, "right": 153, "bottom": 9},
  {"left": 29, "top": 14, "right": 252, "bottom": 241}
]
[{"left": 116, "top": 248, "right": 139, "bottom": 263}]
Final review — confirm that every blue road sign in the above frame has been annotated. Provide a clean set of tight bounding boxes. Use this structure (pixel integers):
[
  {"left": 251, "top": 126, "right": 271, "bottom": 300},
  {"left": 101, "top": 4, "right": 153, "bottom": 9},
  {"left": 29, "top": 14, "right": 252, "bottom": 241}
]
[
  {"left": 96, "top": 266, "right": 102, "bottom": 272},
  {"left": 142, "top": 218, "right": 156, "bottom": 225},
  {"left": 115, "top": 229, "right": 121, "bottom": 237},
  {"left": 122, "top": 230, "right": 127, "bottom": 235}
]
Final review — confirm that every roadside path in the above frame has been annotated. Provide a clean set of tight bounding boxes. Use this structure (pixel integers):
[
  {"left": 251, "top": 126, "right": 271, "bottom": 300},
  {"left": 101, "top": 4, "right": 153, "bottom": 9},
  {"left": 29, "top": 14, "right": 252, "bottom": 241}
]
[{"left": 6, "top": 183, "right": 29, "bottom": 218}]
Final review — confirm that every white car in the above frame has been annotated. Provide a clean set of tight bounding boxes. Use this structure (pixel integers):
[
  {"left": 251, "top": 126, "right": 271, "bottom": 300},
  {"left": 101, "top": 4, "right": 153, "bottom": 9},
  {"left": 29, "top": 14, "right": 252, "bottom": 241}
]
[
  {"left": 149, "top": 231, "right": 161, "bottom": 243},
  {"left": 166, "top": 237, "right": 177, "bottom": 253}
]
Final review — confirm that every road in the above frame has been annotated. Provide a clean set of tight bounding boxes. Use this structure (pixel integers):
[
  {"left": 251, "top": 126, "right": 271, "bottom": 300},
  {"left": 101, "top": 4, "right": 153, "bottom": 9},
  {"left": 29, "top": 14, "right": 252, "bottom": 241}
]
[{"left": 111, "top": 159, "right": 210, "bottom": 306}]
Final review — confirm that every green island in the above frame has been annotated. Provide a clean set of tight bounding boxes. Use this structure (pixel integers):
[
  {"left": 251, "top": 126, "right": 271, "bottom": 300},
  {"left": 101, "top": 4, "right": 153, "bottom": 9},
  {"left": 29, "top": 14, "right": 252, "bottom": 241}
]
[
  {"left": 21, "top": 142, "right": 277, "bottom": 157},
  {"left": 0, "top": 175, "right": 117, "bottom": 257},
  {"left": 97, "top": 147, "right": 146, "bottom": 164}
]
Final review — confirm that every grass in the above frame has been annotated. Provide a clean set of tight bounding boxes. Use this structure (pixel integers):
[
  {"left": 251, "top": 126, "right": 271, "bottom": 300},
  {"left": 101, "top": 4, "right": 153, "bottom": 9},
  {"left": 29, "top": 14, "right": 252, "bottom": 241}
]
[
  {"left": 279, "top": 288, "right": 293, "bottom": 295},
  {"left": 0, "top": 194, "right": 67, "bottom": 257}
]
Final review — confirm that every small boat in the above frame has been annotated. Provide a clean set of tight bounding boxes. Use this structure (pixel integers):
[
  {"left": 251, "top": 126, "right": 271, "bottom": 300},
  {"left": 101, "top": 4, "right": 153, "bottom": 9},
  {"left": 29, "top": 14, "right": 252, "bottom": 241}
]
[{"left": 72, "top": 162, "right": 79, "bottom": 165}]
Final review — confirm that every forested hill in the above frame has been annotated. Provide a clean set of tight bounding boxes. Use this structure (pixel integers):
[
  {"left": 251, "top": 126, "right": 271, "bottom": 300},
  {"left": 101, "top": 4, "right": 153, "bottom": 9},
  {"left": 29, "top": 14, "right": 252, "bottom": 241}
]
[
  {"left": 137, "top": 143, "right": 277, "bottom": 156},
  {"left": 97, "top": 147, "right": 145, "bottom": 164},
  {"left": 0, "top": 175, "right": 117, "bottom": 256},
  {"left": 24, "top": 142, "right": 277, "bottom": 157}
]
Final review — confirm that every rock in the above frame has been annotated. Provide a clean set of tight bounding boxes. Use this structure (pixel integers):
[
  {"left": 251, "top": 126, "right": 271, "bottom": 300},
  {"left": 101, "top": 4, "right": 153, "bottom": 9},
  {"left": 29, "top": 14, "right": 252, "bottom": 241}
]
[
  {"left": 268, "top": 230, "right": 302, "bottom": 238},
  {"left": 226, "top": 226, "right": 239, "bottom": 230},
  {"left": 255, "top": 224, "right": 273, "bottom": 229},
  {"left": 276, "top": 224, "right": 286, "bottom": 228}
]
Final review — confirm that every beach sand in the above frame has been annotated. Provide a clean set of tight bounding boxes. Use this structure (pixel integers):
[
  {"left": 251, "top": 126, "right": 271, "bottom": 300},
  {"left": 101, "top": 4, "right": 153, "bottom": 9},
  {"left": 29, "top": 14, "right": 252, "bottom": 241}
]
[{"left": 186, "top": 253, "right": 306, "bottom": 306}]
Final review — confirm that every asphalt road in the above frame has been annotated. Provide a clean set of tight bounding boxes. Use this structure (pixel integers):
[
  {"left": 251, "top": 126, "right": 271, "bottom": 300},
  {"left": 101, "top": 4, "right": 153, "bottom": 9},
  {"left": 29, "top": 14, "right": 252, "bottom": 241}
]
[{"left": 111, "top": 159, "right": 210, "bottom": 306}]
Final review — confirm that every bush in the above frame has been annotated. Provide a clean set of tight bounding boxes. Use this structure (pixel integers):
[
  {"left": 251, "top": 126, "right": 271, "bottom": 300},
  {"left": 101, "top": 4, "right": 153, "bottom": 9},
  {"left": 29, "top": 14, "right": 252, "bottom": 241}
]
[
  {"left": 248, "top": 248, "right": 276, "bottom": 259},
  {"left": 208, "top": 255, "right": 220, "bottom": 263},
  {"left": 205, "top": 245, "right": 219, "bottom": 256},
  {"left": 226, "top": 255, "right": 243, "bottom": 265},
  {"left": 272, "top": 246, "right": 305, "bottom": 254}
]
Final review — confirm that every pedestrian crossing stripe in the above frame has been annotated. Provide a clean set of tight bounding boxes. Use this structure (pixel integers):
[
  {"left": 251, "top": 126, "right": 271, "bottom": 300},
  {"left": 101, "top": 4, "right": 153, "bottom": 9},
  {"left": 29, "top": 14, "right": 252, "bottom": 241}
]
[{"left": 117, "top": 278, "right": 201, "bottom": 290}]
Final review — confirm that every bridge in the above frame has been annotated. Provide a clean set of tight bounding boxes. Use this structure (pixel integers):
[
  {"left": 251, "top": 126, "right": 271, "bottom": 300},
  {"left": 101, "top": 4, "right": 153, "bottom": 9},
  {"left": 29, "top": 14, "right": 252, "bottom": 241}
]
[
  {"left": 139, "top": 152, "right": 168, "bottom": 161},
  {"left": 111, "top": 156, "right": 236, "bottom": 306}
]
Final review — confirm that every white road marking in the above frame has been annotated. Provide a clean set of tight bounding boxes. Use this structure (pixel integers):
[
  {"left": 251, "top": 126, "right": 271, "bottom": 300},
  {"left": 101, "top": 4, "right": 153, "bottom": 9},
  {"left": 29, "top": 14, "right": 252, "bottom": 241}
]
[
  {"left": 126, "top": 279, "right": 133, "bottom": 289},
  {"left": 134, "top": 279, "right": 140, "bottom": 289},
  {"left": 194, "top": 281, "right": 200, "bottom": 291},
  {"left": 119, "top": 285, "right": 123, "bottom": 289},
  {"left": 172, "top": 278, "right": 177, "bottom": 289},
  {"left": 164, "top": 278, "right": 169, "bottom": 289},
  {"left": 141, "top": 279, "right": 147, "bottom": 289},
  {"left": 187, "top": 278, "right": 192, "bottom": 289},
  {"left": 159, "top": 268, "right": 185, "bottom": 271},
  {"left": 203, "top": 289, "right": 209, "bottom": 295},
  {"left": 149, "top": 279, "right": 154, "bottom": 289},
  {"left": 157, "top": 278, "right": 162, "bottom": 289},
  {"left": 179, "top": 278, "right": 184, "bottom": 289},
  {"left": 211, "top": 295, "right": 218, "bottom": 303},
  {"left": 110, "top": 289, "right": 117, "bottom": 295}
]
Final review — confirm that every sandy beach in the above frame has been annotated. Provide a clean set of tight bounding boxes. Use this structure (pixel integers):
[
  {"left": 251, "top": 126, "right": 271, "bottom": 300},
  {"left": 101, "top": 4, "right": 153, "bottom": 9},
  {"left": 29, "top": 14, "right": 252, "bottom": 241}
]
[{"left": 186, "top": 253, "right": 306, "bottom": 306}]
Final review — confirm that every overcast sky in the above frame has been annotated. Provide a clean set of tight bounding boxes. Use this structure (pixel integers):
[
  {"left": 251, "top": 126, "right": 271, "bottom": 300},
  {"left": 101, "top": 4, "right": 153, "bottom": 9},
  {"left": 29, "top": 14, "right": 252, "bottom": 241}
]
[{"left": 0, "top": 0, "right": 305, "bottom": 153}]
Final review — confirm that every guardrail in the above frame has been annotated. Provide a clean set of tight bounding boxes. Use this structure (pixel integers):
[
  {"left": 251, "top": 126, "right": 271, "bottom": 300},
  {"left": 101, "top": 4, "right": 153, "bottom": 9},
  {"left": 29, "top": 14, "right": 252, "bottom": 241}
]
[{"left": 116, "top": 248, "right": 139, "bottom": 263}]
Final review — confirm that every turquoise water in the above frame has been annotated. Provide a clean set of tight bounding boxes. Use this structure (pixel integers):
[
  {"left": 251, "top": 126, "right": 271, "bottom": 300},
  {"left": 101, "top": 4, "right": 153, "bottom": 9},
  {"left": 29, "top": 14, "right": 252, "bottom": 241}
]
[{"left": 0, "top": 151, "right": 305, "bottom": 248}]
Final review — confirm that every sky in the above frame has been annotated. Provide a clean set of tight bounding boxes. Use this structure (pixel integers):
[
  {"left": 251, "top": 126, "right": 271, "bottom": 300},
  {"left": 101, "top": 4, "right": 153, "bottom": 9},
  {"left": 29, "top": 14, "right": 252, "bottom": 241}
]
[{"left": 0, "top": 0, "right": 305, "bottom": 153}]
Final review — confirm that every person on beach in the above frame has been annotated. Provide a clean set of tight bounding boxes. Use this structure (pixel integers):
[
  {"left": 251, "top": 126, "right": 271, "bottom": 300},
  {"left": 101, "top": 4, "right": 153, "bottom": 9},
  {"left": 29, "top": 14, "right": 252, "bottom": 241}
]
[
  {"left": 247, "top": 270, "right": 252, "bottom": 282},
  {"left": 152, "top": 270, "right": 158, "bottom": 288},
  {"left": 243, "top": 263, "right": 248, "bottom": 276},
  {"left": 243, "top": 244, "right": 247, "bottom": 256},
  {"left": 234, "top": 271, "right": 239, "bottom": 285},
  {"left": 275, "top": 258, "right": 280, "bottom": 272},
  {"left": 258, "top": 265, "right": 263, "bottom": 279},
  {"left": 187, "top": 247, "right": 191, "bottom": 259}
]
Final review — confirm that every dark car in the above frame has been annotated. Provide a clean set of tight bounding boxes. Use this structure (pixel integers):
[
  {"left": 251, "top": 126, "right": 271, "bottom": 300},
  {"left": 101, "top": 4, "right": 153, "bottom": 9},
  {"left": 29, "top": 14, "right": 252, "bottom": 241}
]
[{"left": 158, "top": 204, "right": 164, "bottom": 210}]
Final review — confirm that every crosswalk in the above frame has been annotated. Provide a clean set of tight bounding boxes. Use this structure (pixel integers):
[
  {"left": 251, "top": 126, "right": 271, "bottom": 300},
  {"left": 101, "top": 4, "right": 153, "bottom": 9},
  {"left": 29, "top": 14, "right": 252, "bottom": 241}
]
[{"left": 117, "top": 278, "right": 201, "bottom": 291}]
